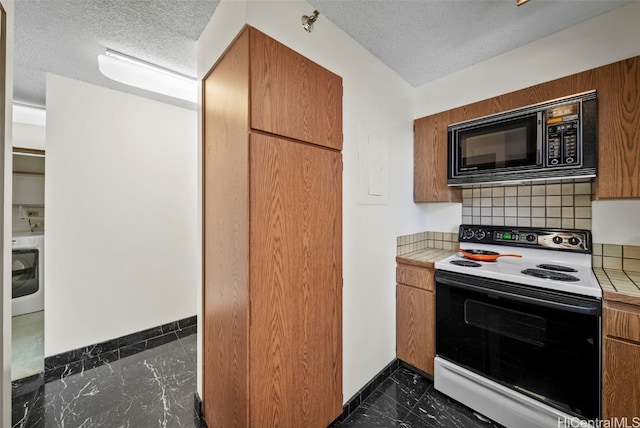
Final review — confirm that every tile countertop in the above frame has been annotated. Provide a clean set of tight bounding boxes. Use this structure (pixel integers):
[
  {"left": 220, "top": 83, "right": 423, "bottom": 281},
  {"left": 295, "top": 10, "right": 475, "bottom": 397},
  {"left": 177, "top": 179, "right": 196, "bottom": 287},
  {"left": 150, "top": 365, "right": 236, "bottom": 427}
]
[
  {"left": 396, "top": 245, "right": 640, "bottom": 306},
  {"left": 396, "top": 248, "right": 456, "bottom": 269},
  {"left": 593, "top": 268, "right": 640, "bottom": 306}
]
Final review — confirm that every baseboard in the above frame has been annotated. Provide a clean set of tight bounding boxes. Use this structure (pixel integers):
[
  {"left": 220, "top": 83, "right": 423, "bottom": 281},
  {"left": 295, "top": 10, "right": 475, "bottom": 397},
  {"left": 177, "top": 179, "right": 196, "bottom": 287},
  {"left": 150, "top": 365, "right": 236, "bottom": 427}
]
[
  {"left": 194, "top": 392, "right": 208, "bottom": 427},
  {"left": 328, "top": 358, "right": 400, "bottom": 426},
  {"left": 43, "top": 315, "right": 196, "bottom": 383}
]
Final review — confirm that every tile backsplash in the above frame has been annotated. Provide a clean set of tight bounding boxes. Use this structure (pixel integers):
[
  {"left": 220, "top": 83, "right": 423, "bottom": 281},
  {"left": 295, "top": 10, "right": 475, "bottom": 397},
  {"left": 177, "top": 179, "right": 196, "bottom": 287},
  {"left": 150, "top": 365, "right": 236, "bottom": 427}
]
[
  {"left": 461, "top": 181, "right": 592, "bottom": 230},
  {"left": 592, "top": 243, "right": 640, "bottom": 272},
  {"left": 397, "top": 231, "right": 457, "bottom": 255}
]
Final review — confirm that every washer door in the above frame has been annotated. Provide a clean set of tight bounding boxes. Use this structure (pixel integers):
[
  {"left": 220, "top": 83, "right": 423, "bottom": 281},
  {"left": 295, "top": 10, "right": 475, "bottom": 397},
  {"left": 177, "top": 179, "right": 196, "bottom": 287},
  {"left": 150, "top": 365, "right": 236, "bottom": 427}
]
[{"left": 12, "top": 249, "right": 39, "bottom": 298}]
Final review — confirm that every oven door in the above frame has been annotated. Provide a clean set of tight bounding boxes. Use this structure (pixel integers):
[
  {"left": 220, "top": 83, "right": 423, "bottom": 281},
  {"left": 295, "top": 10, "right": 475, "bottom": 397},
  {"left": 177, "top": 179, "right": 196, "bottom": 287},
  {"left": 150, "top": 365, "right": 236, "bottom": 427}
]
[{"left": 435, "top": 270, "right": 601, "bottom": 419}]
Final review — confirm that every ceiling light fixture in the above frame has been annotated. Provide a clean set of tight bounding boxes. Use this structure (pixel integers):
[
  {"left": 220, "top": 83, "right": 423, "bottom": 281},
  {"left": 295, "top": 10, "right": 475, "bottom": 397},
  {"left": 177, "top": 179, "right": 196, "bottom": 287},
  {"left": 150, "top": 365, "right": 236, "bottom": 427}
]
[
  {"left": 97, "top": 49, "right": 197, "bottom": 103},
  {"left": 301, "top": 10, "right": 319, "bottom": 33},
  {"left": 517, "top": 0, "right": 531, "bottom": 6}
]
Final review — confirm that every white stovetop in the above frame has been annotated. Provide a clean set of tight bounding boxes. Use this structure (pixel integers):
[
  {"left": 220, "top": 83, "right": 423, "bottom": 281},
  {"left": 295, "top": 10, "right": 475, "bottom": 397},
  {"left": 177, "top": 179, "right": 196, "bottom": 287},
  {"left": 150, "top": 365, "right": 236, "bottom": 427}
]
[{"left": 435, "top": 243, "right": 602, "bottom": 299}]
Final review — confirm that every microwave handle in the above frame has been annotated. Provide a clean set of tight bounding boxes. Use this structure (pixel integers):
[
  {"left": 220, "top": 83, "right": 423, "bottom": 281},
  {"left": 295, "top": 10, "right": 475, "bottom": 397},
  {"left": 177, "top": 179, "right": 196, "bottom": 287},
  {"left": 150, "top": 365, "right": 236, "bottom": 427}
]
[{"left": 536, "top": 111, "right": 543, "bottom": 166}]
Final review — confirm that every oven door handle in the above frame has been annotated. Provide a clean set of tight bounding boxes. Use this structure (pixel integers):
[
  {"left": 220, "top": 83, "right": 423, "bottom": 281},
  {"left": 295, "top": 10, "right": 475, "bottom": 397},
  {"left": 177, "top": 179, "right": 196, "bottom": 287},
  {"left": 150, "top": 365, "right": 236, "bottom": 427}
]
[{"left": 437, "top": 275, "right": 601, "bottom": 316}]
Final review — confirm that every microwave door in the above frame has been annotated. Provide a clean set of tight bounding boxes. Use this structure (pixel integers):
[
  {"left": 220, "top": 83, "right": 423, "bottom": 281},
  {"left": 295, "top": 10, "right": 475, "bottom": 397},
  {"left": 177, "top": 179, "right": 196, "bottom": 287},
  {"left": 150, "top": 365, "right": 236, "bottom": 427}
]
[{"left": 455, "top": 114, "right": 541, "bottom": 176}]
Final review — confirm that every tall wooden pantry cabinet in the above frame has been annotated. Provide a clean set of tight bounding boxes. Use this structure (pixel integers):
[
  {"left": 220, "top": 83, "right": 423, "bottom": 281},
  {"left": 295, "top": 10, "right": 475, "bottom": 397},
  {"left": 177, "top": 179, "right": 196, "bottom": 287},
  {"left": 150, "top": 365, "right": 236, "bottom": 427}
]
[{"left": 202, "top": 26, "right": 343, "bottom": 428}]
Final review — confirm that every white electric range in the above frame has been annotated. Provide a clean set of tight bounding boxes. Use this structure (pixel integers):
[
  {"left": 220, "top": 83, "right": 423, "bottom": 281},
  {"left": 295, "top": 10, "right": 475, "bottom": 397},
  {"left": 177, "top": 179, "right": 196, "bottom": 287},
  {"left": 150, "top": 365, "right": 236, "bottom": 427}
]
[
  {"left": 435, "top": 228, "right": 601, "bottom": 299},
  {"left": 434, "top": 224, "right": 602, "bottom": 428}
]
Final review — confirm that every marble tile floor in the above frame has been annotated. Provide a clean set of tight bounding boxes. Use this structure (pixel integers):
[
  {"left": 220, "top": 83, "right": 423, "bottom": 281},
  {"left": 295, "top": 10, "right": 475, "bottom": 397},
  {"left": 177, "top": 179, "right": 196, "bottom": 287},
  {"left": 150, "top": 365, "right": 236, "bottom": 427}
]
[
  {"left": 12, "top": 310, "right": 44, "bottom": 381},
  {"left": 12, "top": 331, "right": 201, "bottom": 428},
  {"left": 337, "top": 366, "right": 504, "bottom": 428},
  {"left": 14, "top": 331, "right": 501, "bottom": 428}
]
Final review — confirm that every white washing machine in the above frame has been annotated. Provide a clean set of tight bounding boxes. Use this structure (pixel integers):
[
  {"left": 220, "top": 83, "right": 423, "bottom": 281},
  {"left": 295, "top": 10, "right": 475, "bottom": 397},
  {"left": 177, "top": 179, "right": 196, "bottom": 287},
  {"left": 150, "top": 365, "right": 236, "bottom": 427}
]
[{"left": 11, "top": 233, "right": 44, "bottom": 316}]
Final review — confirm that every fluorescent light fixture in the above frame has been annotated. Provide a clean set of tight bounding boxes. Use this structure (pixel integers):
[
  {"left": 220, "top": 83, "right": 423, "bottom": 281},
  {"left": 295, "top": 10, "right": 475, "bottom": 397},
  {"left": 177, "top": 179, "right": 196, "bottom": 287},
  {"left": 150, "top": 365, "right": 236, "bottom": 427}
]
[
  {"left": 13, "top": 103, "right": 46, "bottom": 126},
  {"left": 98, "top": 49, "right": 197, "bottom": 103}
]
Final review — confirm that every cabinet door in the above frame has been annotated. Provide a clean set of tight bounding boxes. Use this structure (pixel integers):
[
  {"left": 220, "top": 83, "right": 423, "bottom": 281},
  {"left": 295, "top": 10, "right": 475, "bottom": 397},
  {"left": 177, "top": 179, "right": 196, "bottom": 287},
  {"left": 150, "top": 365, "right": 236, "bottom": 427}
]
[
  {"left": 603, "top": 337, "right": 640, "bottom": 418},
  {"left": 249, "top": 133, "right": 342, "bottom": 427},
  {"left": 397, "top": 263, "right": 434, "bottom": 291},
  {"left": 397, "top": 284, "right": 435, "bottom": 375},
  {"left": 414, "top": 114, "right": 462, "bottom": 203},
  {"left": 250, "top": 28, "right": 342, "bottom": 150},
  {"left": 594, "top": 56, "right": 640, "bottom": 199}
]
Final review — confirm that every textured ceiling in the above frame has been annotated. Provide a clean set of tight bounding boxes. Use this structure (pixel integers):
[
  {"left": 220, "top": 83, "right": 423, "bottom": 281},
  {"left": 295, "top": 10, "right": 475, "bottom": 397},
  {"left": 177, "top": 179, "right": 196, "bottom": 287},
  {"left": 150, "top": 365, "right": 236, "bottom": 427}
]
[
  {"left": 308, "top": 0, "right": 633, "bottom": 87},
  {"left": 14, "top": 0, "right": 220, "bottom": 110},
  {"left": 13, "top": 0, "right": 633, "bottom": 111}
]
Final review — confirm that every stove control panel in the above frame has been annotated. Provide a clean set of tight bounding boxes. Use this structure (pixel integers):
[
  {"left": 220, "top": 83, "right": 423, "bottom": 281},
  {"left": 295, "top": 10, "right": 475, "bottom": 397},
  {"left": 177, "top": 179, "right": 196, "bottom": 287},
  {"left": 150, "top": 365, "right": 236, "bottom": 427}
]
[{"left": 459, "top": 224, "right": 591, "bottom": 253}]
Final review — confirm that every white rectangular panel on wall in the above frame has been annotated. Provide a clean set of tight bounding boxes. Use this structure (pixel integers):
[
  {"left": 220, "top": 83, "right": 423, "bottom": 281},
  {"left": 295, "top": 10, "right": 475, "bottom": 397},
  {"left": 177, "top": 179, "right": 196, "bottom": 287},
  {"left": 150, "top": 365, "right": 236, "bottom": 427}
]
[{"left": 358, "top": 122, "right": 389, "bottom": 205}]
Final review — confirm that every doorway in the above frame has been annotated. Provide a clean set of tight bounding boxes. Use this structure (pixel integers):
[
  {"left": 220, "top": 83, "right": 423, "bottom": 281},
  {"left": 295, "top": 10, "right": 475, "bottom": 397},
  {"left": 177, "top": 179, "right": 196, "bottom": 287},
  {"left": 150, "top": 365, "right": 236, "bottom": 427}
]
[{"left": 11, "top": 147, "right": 45, "bottom": 382}]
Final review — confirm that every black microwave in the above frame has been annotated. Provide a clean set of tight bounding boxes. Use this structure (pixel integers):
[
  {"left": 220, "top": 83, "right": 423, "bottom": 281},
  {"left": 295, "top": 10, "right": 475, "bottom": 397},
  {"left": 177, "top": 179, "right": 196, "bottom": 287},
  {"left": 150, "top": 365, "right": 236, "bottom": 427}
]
[{"left": 447, "top": 90, "right": 597, "bottom": 185}]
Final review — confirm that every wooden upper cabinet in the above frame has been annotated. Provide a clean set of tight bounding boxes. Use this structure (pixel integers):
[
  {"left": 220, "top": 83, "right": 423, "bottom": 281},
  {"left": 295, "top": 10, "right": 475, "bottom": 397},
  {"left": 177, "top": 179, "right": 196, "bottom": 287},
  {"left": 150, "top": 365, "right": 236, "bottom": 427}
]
[
  {"left": 593, "top": 57, "right": 640, "bottom": 199},
  {"left": 414, "top": 113, "right": 461, "bottom": 203},
  {"left": 249, "top": 28, "right": 343, "bottom": 150},
  {"left": 413, "top": 55, "right": 640, "bottom": 201}
]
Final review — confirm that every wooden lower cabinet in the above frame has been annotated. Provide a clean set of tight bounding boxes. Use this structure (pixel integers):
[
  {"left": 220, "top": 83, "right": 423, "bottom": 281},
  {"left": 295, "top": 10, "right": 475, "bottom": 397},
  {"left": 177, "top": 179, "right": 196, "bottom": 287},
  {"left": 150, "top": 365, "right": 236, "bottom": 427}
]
[
  {"left": 603, "top": 337, "right": 640, "bottom": 419},
  {"left": 396, "top": 262, "right": 435, "bottom": 375},
  {"left": 603, "top": 301, "right": 640, "bottom": 419}
]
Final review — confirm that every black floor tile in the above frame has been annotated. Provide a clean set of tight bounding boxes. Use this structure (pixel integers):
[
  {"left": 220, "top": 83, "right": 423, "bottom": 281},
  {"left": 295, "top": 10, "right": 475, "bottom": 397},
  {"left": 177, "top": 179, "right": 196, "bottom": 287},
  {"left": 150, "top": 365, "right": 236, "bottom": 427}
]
[
  {"left": 15, "top": 332, "right": 505, "bottom": 428},
  {"left": 378, "top": 366, "right": 431, "bottom": 410},
  {"left": 14, "top": 332, "right": 200, "bottom": 428},
  {"left": 410, "top": 385, "right": 503, "bottom": 428},
  {"left": 340, "top": 366, "right": 503, "bottom": 428},
  {"left": 340, "top": 388, "right": 412, "bottom": 427}
]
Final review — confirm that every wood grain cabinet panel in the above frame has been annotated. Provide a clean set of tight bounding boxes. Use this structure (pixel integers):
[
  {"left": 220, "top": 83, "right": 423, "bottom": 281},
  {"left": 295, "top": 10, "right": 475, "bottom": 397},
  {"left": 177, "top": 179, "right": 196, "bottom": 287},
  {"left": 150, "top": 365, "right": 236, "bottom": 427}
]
[
  {"left": 250, "top": 28, "right": 342, "bottom": 151},
  {"left": 396, "top": 264, "right": 434, "bottom": 291},
  {"left": 604, "top": 305, "right": 640, "bottom": 343},
  {"left": 414, "top": 113, "right": 461, "bottom": 203},
  {"left": 249, "top": 133, "right": 342, "bottom": 428},
  {"left": 203, "top": 26, "right": 343, "bottom": 428},
  {"left": 397, "top": 283, "right": 435, "bottom": 376},
  {"left": 603, "top": 337, "right": 640, "bottom": 419},
  {"left": 396, "top": 261, "right": 435, "bottom": 375},
  {"left": 202, "top": 28, "right": 250, "bottom": 428},
  {"left": 414, "top": 55, "right": 640, "bottom": 201},
  {"left": 594, "top": 57, "right": 640, "bottom": 199},
  {"left": 603, "top": 301, "right": 640, "bottom": 419}
]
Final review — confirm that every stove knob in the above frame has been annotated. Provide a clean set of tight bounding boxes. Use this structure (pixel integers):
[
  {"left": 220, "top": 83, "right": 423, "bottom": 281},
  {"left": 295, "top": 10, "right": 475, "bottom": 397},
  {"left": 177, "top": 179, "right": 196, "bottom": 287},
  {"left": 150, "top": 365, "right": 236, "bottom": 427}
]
[
  {"left": 463, "top": 229, "right": 475, "bottom": 240},
  {"left": 525, "top": 234, "right": 536, "bottom": 243},
  {"left": 553, "top": 236, "right": 563, "bottom": 244},
  {"left": 569, "top": 237, "right": 580, "bottom": 246},
  {"left": 475, "top": 230, "right": 486, "bottom": 240}
]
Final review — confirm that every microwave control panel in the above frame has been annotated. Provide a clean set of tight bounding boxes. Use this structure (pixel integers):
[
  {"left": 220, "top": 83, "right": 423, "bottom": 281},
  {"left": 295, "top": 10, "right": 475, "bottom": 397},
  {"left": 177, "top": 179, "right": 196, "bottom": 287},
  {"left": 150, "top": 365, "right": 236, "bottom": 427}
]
[{"left": 545, "top": 101, "right": 580, "bottom": 167}]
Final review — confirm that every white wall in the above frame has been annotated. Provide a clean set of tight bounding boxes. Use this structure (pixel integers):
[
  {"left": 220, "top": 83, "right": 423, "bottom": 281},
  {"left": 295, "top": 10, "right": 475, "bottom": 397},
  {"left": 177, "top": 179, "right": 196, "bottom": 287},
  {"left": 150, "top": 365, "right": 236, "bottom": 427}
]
[
  {"left": 414, "top": 1, "right": 640, "bottom": 242},
  {"left": 45, "top": 74, "right": 198, "bottom": 356},
  {"left": 13, "top": 122, "right": 45, "bottom": 151},
  {"left": 197, "top": 0, "right": 426, "bottom": 402}
]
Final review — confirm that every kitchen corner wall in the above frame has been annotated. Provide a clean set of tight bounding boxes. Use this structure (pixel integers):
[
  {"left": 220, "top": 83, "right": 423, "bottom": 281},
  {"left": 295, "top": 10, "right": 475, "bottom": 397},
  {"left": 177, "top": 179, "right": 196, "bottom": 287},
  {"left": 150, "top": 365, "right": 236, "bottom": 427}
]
[{"left": 461, "top": 181, "right": 592, "bottom": 230}]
